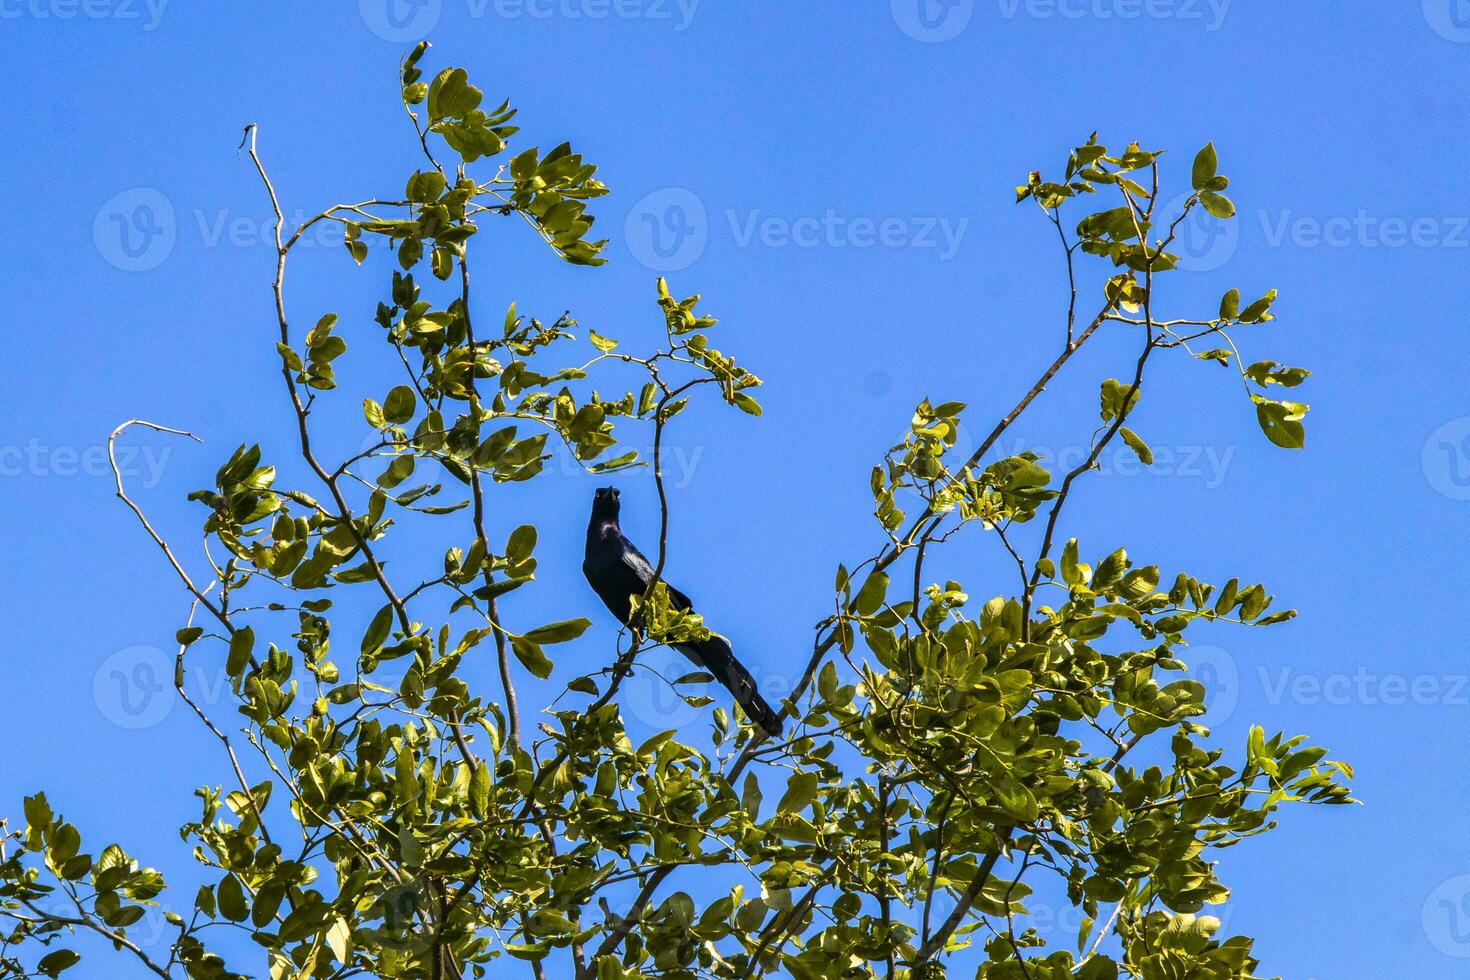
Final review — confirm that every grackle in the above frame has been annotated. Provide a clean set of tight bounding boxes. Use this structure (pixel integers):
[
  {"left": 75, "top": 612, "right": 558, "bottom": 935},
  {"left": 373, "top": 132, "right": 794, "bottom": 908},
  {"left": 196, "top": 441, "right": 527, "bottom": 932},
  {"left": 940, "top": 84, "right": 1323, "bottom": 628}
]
[{"left": 583, "top": 487, "right": 782, "bottom": 737}]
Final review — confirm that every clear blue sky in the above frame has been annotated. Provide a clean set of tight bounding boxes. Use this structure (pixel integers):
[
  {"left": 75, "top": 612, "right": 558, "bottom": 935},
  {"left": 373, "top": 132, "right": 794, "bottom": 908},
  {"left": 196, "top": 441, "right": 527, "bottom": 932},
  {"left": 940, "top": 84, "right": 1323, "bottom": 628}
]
[{"left": 3, "top": 3, "right": 1469, "bottom": 977}]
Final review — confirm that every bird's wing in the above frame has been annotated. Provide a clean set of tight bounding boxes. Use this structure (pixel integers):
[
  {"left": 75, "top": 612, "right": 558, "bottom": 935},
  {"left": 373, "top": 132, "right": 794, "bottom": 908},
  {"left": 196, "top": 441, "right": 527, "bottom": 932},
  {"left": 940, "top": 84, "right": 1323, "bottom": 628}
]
[
  {"left": 620, "top": 544, "right": 693, "bottom": 611},
  {"left": 619, "top": 543, "right": 657, "bottom": 588}
]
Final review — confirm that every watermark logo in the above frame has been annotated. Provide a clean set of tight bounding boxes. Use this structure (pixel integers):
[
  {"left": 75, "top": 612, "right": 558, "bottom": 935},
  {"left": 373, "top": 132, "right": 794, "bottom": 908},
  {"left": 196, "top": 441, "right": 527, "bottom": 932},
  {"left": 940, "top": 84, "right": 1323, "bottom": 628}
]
[
  {"left": 623, "top": 191, "right": 976, "bottom": 271},
  {"left": 996, "top": 0, "right": 1230, "bottom": 30},
  {"left": 93, "top": 645, "right": 174, "bottom": 729},
  {"left": 892, "top": 0, "right": 974, "bottom": 41},
  {"left": 1425, "top": 875, "right": 1470, "bottom": 957},
  {"left": 625, "top": 188, "right": 708, "bottom": 272},
  {"left": 1424, "top": 0, "right": 1470, "bottom": 42},
  {"left": 1168, "top": 191, "right": 1238, "bottom": 272},
  {"left": 0, "top": 0, "right": 168, "bottom": 29},
  {"left": 473, "top": 0, "right": 699, "bottom": 29},
  {"left": 93, "top": 188, "right": 175, "bottom": 272},
  {"left": 360, "top": 0, "right": 442, "bottom": 40},
  {"left": 0, "top": 439, "right": 170, "bottom": 487},
  {"left": 1259, "top": 210, "right": 1470, "bottom": 250},
  {"left": 1423, "top": 417, "right": 1470, "bottom": 501},
  {"left": 1186, "top": 645, "right": 1239, "bottom": 726}
]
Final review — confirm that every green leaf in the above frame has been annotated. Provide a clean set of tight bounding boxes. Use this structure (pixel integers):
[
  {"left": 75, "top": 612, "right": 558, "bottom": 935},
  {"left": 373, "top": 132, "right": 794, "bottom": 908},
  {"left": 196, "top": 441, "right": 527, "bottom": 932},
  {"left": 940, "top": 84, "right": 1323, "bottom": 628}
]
[
  {"left": 1191, "top": 142, "right": 1218, "bottom": 191},
  {"left": 1239, "top": 288, "right": 1278, "bottom": 322},
  {"left": 1199, "top": 190, "right": 1235, "bottom": 219},
  {"left": 588, "top": 330, "right": 618, "bottom": 353},
  {"left": 732, "top": 392, "right": 762, "bottom": 416},
  {"left": 523, "top": 619, "right": 590, "bottom": 645},
  {"left": 506, "top": 524, "right": 537, "bottom": 562},
  {"left": 1100, "top": 379, "right": 1139, "bottom": 423},
  {"left": 326, "top": 918, "right": 352, "bottom": 963},
  {"left": 1219, "top": 287, "right": 1240, "bottom": 320},
  {"left": 216, "top": 874, "right": 248, "bottom": 922},
  {"left": 511, "top": 638, "right": 553, "bottom": 679},
  {"left": 1119, "top": 427, "right": 1153, "bottom": 465},
  {"left": 1245, "top": 360, "right": 1311, "bottom": 389},
  {"left": 361, "top": 604, "right": 395, "bottom": 655},
  {"left": 853, "top": 571, "right": 889, "bottom": 616},
  {"left": 776, "top": 771, "right": 818, "bottom": 814},
  {"left": 383, "top": 385, "right": 417, "bottom": 424},
  {"left": 469, "top": 762, "right": 491, "bottom": 818},
  {"left": 226, "top": 627, "right": 254, "bottom": 677},
  {"left": 37, "top": 950, "right": 80, "bottom": 977},
  {"left": 1252, "top": 394, "right": 1309, "bottom": 449}
]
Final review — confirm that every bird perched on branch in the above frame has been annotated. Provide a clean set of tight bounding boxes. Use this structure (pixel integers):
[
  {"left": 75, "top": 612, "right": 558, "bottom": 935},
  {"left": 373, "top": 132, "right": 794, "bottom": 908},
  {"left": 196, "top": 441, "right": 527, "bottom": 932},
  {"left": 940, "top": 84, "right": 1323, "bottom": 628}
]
[{"left": 582, "top": 487, "right": 783, "bottom": 738}]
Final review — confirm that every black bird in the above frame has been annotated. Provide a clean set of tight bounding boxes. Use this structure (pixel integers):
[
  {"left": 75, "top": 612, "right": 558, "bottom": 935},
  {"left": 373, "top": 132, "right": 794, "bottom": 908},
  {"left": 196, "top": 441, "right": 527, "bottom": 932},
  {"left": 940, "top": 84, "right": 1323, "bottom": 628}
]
[{"left": 583, "top": 487, "right": 783, "bottom": 737}]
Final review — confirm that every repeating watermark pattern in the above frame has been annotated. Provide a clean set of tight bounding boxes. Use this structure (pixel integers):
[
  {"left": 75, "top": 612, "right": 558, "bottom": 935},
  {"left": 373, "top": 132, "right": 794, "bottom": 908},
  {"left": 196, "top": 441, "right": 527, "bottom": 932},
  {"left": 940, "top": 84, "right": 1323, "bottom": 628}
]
[
  {"left": 93, "top": 188, "right": 175, "bottom": 272},
  {"left": 1183, "top": 647, "right": 1470, "bottom": 726},
  {"left": 93, "top": 646, "right": 232, "bottom": 730},
  {"left": 0, "top": 439, "right": 170, "bottom": 487},
  {"left": 619, "top": 653, "right": 791, "bottom": 730},
  {"left": 27, "top": 897, "right": 177, "bottom": 951},
  {"left": 1258, "top": 667, "right": 1470, "bottom": 709},
  {"left": 1423, "top": 418, "right": 1470, "bottom": 501},
  {"left": 625, "top": 188, "right": 972, "bottom": 271},
  {"left": 1423, "top": 0, "right": 1470, "bottom": 43},
  {"left": 94, "top": 191, "right": 396, "bottom": 271},
  {"left": 892, "top": 0, "right": 1228, "bottom": 40},
  {"left": 1259, "top": 210, "right": 1470, "bottom": 251},
  {"left": 93, "top": 646, "right": 175, "bottom": 729},
  {"left": 1167, "top": 191, "right": 1239, "bottom": 273},
  {"left": 1425, "top": 875, "right": 1470, "bottom": 958},
  {"left": 997, "top": 0, "right": 1231, "bottom": 29},
  {"left": 997, "top": 437, "right": 1238, "bottom": 488},
  {"left": 360, "top": 0, "right": 442, "bottom": 40},
  {"left": 625, "top": 187, "right": 708, "bottom": 272},
  {"left": 1186, "top": 645, "right": 1239, "bottom": 727},
  {"left": 0, "top": 0, "right": 167, "bottom": 29},
  {"left": 1172, "top": 203, "right": 1470, "bottom": 274},
  {"left": 359, "top": 0, "right": 698, "bottom": 40},
  {"left": 891, "top": 0, "right": 974, "bottom": 41}
]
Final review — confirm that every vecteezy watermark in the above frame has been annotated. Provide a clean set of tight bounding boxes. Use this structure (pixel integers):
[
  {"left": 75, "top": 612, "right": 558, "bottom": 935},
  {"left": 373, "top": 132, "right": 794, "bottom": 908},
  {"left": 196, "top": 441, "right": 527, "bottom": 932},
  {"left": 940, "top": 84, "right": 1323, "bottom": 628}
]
[
  {"left": 1259, "top": 667, "right": 1470, "bottom": 709},
  {"left": 1425, "top": 875, "right": 1470, "bottom": 958},
  {"left": 1186, "top": 645, "right": 1240, "bottom": 727},
  {"left": 625, "top": 188, "right": 708, "bottom": 272},
  {"left": 727, "top": 210, "right": 970, "bottom": 259},
  {"left": 996, "top": 0, "right": 1231, "bottom": 29},
  {"left": 0, "top": 439, "right": 170, "bottom": 488},
  {"left": 624, "top": 188, "right": 971, "bottom": 271},
  {"left": 1423, "top": 417, "right": 1470, "bottom": 501},
  {"left": 93, "top": 645, "right": 233, "bottom": 730},
  {"left": 619, "top": 650, "right": 791, "bottom": 731},
  {"left": 1169, "top": 203, "right": 1470, "bottom": 273},
  {"left": 358, "top": 0, "right": 698, "bottom": 40},
  {"left": 94, "top": 646, "right": 175, "bottom": 729},
  {"left": 998, "top": 437, "right": 1237, "bottom": 489},
  {"left": 891, "top": 0, "right": 974, "bottom": 41},
  {"left": 1172, "top": 648, "right": 1470, "bottom": 726},
  {"left": 1167, "top": 190, "right": 1239, "bottom": 273},
  {"left": 1423, "top": 0, "right": 1470, "bottom": 43},
  {"left": 360, "top": 0, "right": 441, "bottom": 40},
  {"left": 94, "top": 191, "right": 391, "bottom": 271},
  {"left": 93, "top": 188, "right": 175, "bottom": 272},
  {"left": 0, "top": 0, "right": 167, "bottom": 29},
  {"left": 1259, "top": 210, "right": 1470, "bottom": 250}
]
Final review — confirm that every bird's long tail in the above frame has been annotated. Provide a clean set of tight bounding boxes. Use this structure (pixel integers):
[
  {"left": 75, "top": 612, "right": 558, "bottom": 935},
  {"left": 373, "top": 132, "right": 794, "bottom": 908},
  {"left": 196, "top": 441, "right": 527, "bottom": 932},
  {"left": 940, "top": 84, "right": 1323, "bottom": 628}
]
[{"left": 674, "top": 636, "right": 783, "bottom": 738}]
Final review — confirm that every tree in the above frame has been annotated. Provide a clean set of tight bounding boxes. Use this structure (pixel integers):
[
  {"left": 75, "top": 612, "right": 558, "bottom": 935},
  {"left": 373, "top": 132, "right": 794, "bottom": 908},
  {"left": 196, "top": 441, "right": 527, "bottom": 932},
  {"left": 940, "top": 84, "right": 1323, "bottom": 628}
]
[{"left": 0, "top": 45, "right": 1352, "bottom": 980}]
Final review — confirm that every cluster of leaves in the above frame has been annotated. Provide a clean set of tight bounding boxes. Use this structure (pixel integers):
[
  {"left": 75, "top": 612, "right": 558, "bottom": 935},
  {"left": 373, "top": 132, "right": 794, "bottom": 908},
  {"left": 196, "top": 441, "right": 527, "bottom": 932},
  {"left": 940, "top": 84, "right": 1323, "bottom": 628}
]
[{"left": 1, "top": 54, "right": 1349, "bottom": 980}]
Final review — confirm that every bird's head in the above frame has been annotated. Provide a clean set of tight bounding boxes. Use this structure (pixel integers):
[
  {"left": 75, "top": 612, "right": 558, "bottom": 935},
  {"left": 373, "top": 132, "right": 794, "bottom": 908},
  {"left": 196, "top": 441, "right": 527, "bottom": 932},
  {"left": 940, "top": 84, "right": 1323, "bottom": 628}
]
[{"left": 591, "top": 486, "right": 621, "bottom": 522}]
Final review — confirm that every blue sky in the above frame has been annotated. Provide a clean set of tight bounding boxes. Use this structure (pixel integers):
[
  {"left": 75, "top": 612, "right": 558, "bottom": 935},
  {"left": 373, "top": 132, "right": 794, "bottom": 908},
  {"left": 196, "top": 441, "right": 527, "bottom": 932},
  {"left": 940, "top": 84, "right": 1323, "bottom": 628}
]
[{"left": 3, "top": 2, "right": 1469, "bottom": 976}]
